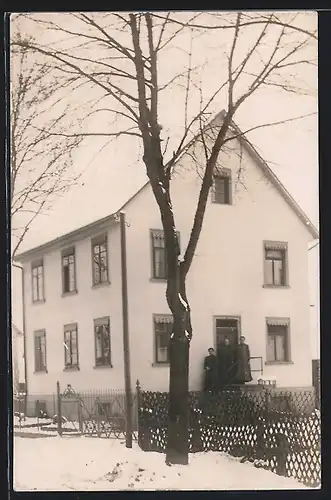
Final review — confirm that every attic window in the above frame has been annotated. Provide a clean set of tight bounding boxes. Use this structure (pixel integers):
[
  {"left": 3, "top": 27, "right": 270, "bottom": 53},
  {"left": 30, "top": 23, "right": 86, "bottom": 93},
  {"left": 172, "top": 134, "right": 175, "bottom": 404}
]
[
  {"left": 212, "top": 168, "right": 232, "bottom": 205},
  {"left": 264, "top": 241, "right": 288, "bottom": 287}
]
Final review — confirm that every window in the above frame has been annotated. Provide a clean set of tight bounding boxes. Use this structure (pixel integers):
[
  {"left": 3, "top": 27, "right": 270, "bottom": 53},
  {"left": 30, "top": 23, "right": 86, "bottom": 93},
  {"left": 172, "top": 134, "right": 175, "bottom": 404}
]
[
  {"left": 34, "top": 330, "right": 47, "bottom": 372},
  {"left": 213, "top": 169, "right": 232, "bottom": 205},
  {"left": 215, "top": 317, "right": 240, "bottom": 348},
  {"left": 62, "top": 247, "right": 76, "bottom": 293},
  {"left": 32, "top": 259, "right": 44, "bottom": 302},
  {"left": 92, "top": 235, "right": 109, "bottom": 285},
  {"left": 266, "top": 319, "right": 290, "bottom": 362},
  {"left": 94, "top": 317, "right": 111, "bottom": 366},
  {"left": 154, "top": 315, "right": 173, "bottom": 363},
  {"left": 264, "top": 242, "right": 288, "bottom": 286},
  {"left": 64, "top": 324, "right": 79, "bottom": 369},
  {"left": 151, "top": 230, "right": 180, "bottom": 280}
]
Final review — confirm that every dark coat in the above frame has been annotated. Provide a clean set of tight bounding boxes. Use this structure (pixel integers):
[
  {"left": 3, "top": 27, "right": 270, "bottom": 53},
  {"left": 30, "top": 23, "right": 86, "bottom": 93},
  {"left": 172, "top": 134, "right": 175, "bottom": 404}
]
[
  {"left": 236, "top": 343, "right": 252, "bottom": 383},
  {"left": 217, "top": 345, "right": 236, "bottom": 386},
  {"left": 203, "top": 354, "right": 218, "bottom": 391}
]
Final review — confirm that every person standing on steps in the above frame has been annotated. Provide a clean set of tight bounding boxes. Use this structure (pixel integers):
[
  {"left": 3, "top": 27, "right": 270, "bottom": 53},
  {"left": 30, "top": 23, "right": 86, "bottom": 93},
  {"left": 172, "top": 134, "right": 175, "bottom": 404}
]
[
  {"left": 236, "top": 336, "right": 253, "bottom": 384},
  {"left": 203, "top": 347, "right": 218, "bottom": 392},
  {"left": 217, "top": 337, "right": 236, "bottom": 388}
]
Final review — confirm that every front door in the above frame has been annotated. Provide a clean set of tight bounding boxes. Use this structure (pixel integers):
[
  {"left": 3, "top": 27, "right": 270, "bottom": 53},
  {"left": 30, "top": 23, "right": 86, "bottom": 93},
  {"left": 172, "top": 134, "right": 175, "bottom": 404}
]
[{"left": 215, "top": 317, "right": 239, "bottom": 349}]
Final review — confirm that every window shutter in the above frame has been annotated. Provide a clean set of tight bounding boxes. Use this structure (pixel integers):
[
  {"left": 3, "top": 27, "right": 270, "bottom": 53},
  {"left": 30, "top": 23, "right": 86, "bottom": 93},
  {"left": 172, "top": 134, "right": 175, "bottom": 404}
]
[
  {"left": 154, "top": 315, "right": 173, "bottom": 324},
  {"left": 264, "top": 242, "right": 288, "bottom": 250},
  {"left": 267, "top": 318, "right": 290, "bottom": 327},
  {"left": 151, "top": 230, "right": 165, "bottom": 246}
]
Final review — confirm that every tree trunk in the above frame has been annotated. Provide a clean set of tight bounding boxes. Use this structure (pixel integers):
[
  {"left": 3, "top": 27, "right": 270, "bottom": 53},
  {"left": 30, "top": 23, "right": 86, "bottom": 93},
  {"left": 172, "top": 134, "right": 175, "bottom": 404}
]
[
  {"left": 165, "top": 273, "right": 192, "bottom": 465},
  {"left": 166, "top": 314, "right": 190, "bottom": 464}
]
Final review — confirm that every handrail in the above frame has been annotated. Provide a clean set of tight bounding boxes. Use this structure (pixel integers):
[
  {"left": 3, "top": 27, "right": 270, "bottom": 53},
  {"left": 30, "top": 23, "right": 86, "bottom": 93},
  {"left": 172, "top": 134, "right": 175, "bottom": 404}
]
[{"left": 250, "top": 356, "right": 263, "bottom": 376}]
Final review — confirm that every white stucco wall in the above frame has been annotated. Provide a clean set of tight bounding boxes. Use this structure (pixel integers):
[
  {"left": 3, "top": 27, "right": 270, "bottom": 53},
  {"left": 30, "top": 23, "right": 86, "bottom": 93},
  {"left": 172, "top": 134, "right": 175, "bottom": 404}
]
[
  {"left": 124, "top": 136, "right": 313, "bottom": 391},
  {"left": 22, "top": 131, "right": 314, "bottom": 396},
  {"left": 23, "top": 223, "right": 125, "bottom": 394}
]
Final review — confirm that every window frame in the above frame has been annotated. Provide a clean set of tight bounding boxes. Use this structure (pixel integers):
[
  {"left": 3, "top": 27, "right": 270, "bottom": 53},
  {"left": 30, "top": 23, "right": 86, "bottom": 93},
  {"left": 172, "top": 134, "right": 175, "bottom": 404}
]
[
  {"left": 34, "top": 329, "right": 47, "bottom": 373},
  {"left": 91, "top": 234, "right": 109, "bottom": 286},
  {"left": 263, "top": 241, "right": 289, "bottom": 288},
  {"left": 153, "top": 314, "right": 173, "bottom": 365},
  {"left": 63, "top": 323, "right": 79, "bottom": 370},
  {"left": 213, "top": 315, "right": 241, "bottom": 349},
  {"left": 94, "top": 317, "right": 112, "bottom": 368},
  {"left": 150, "top": 229, "right": 180, "bottom": 280},
  {"left": 212, "top": 168, "right": 232, "bottom": 205},
  {"left": 31, "top": 259, "right": 45, "bottom": 303},
  {"left": 266, "top": 318, "right": 291, "bottom": 364},
  {"left": 61, "top": 246, "right": 77, "bottom": 295}
]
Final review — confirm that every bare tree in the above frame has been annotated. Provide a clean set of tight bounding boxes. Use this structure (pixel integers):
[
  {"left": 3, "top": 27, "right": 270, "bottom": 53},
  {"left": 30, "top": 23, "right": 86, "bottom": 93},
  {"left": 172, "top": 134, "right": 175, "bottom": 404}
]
[
  {"left": 12, "top": 11, "right": 317, "bottom": 464},
  {"left": 10, "top": 35, "right": 87, "bottom": 258}
]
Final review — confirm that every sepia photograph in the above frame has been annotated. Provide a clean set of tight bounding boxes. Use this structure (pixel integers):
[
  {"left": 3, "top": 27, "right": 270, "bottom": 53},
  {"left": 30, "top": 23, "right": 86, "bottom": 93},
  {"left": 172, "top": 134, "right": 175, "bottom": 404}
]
[{"left": 9, "top": 10, "right": 320, "bottom": 491}]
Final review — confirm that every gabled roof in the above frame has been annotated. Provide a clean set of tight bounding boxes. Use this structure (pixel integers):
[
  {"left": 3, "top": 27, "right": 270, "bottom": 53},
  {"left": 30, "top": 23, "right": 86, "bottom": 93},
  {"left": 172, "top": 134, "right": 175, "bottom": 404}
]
[{"left": 14, "top": 110, "right": 318, "bottom": 262}]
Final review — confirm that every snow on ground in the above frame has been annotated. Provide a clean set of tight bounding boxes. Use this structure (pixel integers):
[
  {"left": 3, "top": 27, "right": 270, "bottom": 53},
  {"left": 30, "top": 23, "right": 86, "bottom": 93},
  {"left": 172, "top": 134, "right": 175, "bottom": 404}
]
[{"left": 14, "top": 435, "right": 310, "bottom": 491}]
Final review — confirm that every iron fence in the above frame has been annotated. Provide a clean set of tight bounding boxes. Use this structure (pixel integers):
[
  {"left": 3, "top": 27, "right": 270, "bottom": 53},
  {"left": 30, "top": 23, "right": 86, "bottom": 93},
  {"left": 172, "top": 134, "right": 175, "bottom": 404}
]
[
  {"left": 14, "top": 384, "right": 138, "bottom": 440},
  {"left": 137, "top": 384, "right": 321, "bottom": 488}
]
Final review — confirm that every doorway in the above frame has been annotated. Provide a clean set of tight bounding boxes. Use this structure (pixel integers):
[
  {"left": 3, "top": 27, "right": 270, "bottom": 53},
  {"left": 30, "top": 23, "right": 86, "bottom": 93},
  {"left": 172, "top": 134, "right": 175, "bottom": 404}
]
[{"left": 215, "top": 316, "right": 240, "bottom": 349}]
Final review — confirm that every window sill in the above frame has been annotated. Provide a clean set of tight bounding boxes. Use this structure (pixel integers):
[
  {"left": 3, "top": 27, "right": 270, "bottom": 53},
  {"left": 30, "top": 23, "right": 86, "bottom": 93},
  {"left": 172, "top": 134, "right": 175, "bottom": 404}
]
[
  {"left": 92, "top": 281, "right": 111, "bottom": 289},
  {"left": 63, "top": 366, "right": 80, "bottom": 372},
  {"left": 152, "top": 362, "right": 169, "bottom": 367},
  {"left": 34, "top": 369, "right": 48, "bottom": 374},
  {"left": 211, "top": 201, "right": 232, "bottom": 206},
  {"left": 263, "top": 285, "right": 290, "bottom": 289},
  {"left": 62, "top": 290, "right": 78, "bottom": 297},
  {"left": 265, "top": 361, "right": 293, "bottom": 365},
  {"left": 32, "top": 299, "right": 46, "bottom": 305},
  {"left": 150, "top": 278, "right": 167, "bottom": 283},
  {"left": 93, "top": 364, "right": 113, "bottom": 369}
]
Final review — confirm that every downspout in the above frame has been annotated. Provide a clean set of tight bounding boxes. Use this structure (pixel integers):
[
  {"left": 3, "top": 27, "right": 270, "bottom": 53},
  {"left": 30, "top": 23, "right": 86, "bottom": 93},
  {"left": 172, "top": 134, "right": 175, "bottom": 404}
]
[
  {"left": 119, "top": 212, "right": 133, "bottom": 448},
  {"left": 12, "top": 263, "right": 28, "bottom": 415}
]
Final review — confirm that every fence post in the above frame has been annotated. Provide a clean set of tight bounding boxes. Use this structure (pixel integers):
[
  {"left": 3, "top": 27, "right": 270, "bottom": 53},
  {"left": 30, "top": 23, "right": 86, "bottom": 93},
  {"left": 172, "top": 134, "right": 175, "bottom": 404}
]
[
  {"left": 78, "top": 397, "right": 83, "bottom": 434},
  {"left": 275, "top": 434, "right": 289, "bottom": 477},
  {"left": 36, "top": 399, "right": 40, "bottom": 430},
  {"left": 56, "top": 381, "right": 62, "bottom": 437},
  {"left": 18, "top": 396, "right": 22, "bottom": 429},
  {"left": 53, "top": 393, "right": 56, "bottom": 419},
  {"left": 136, "top": 379, "right": 142, "bottom": 449}
]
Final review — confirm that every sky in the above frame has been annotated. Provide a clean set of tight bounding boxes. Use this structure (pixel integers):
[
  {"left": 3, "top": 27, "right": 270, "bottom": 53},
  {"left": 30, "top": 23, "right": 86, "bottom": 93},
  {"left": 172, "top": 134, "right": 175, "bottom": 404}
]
[{"left": 10, "top": 11, "right": 319, "bottom": 356}]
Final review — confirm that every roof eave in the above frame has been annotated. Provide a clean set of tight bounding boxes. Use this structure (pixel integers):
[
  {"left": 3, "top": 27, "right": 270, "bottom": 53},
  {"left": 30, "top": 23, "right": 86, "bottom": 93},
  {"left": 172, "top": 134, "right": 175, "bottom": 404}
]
[
  {"left": 13, "top": 213, "right": 119, "bottom": 263},
  {"left": 227, "top": 119, "right": 319, "bottom": 240}
]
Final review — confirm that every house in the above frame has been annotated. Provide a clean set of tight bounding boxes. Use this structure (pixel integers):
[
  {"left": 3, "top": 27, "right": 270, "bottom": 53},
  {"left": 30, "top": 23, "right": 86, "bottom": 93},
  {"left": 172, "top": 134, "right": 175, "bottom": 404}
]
[{"left": 14, "top": 112, "right": 318, "bottom": 414}]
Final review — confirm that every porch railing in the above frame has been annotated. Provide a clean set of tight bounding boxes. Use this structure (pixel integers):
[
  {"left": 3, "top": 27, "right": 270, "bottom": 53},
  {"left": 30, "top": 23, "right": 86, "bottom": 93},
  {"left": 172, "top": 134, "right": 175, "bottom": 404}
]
[{"left": 250, "top": 356, "right": 263, "bottom": 376}]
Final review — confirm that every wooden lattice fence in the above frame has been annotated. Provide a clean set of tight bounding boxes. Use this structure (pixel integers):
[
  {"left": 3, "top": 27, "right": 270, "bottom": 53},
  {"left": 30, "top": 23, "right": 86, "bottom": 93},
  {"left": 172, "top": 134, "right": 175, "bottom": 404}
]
[{"left": 137, "top": 385, "right": 321, "bottom": 488}]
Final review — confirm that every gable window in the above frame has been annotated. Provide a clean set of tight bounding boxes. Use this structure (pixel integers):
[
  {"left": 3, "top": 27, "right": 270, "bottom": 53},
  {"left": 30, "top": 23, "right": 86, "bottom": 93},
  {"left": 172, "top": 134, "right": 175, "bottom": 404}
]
[
  {"left": 64, "top": 323, "right": 79, "bottom": 369},
  {"left": 213, "top": 169, "right": 232, "bottom": 205},
  {"left": 266, "top": 319, "right": 290, "bottom": 363},
  {"left": 62, "top": 247, "right": 76, "bottom": 294},
  {"left": 94, "top": 317, "right": 111, "bottom": 367},
  {"left": 92, "top": 235, "right": 109, "bottom": 285},
  {"left": 264, "top": 241, "right": 288, "bottom": 287},
  {"left": 151, "top": 230, "right": 180, "bottom": 280},
  {"left": 32, "top": 259, "right": 44, "bottom": 302},
  {"left": 154, "top": 315, "right": 173, "bottom": 364},
  {"left": 34, "top": 330, "right": 47, "bottom": 372}
]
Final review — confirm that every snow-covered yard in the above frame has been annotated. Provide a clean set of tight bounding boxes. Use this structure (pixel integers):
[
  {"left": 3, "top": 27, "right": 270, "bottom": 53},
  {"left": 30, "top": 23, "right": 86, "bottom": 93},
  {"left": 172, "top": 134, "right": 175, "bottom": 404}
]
[{"left": 14, "top": 435, "right": 314, "bottom": 491}]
